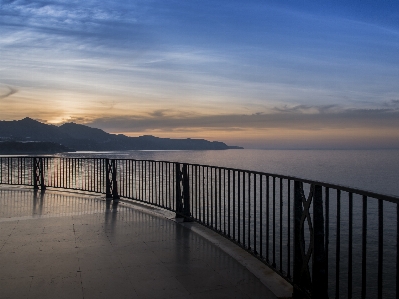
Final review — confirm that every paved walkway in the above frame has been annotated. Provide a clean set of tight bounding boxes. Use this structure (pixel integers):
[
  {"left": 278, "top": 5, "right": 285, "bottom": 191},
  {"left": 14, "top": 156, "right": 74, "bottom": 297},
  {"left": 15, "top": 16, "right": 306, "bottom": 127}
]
[{"left": 0, "top": 187, "right": 288, "bottom": 299}]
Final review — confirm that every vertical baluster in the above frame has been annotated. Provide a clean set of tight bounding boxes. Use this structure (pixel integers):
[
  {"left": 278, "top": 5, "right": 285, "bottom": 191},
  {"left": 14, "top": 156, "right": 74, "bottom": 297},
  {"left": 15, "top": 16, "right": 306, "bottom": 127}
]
[
  {"left": 336, "top": 190, "right": 341, "bottom": 299},
  {"left": 141, "top": 161, "right": 144, "bottom": 201},
  {"left": 197, "top": 165, "right": 200, "bottom": 222},
  {"left": 63, "top": 158, "right": 65, "bottom": 189},
  {"left": 378, "top": 198, "right": 383, "bottom": 299},
  {"left": 153, "top": 161, "right": 156, "bottom": 204},
  {"left": 68, "top": 158, "right": 72, "bottom": 189},
  {"left": 138, "top": 161, "right": 140, "bottom": 200},
  {"left": 248, "top": 172, "right": 251, "bottom": 249},
  {"left": 17, "top": 157, "right": 20, "bottom": 185},
  {"left": 202, "top": 166, "right": 205, "bottom": 223},
  {"left": 162, "top": 162, "right": 164, "bottom": 206},
  {"left": 396, "top": 201, "right": 399, "bottom": 299},
  {"left": 146, "top": 160, "right": 148, "bottom": 202},
  {"left": 238, "top": 171, "right": 241, "bottom": 244},
  {"left": 223, "top": 169, "right": 226, "bottom": 233},
  {"left": 196, "top": 165, "right": 199, "bottom": 219},
  {"left": 214, "top": 167, "right": 217, "bottom": 230},
  {"left": 56, "top": 158, "right": 58, "bottom": 188},
  {"left": 266, "top": 175, "right": 270, "bottom": 263},
  {"left": 348, "top": 192, "right": 353, "bottom": 299},
  {"left": 325, "top": 187, "right": 330, "bottom": 290},
  {"left": 146, "top": 161, "right": 148, "bottom": 202},
  {"left": 254, "top": 173, "right": 257, "bottom": 254},
  {"left": 203, "top": 166, "right": 206, "bottom": 224},
  {"left": 211, "top": 167, "right": 214, "bottom": 228},
  {"left": 206, "top": 166, "right": 209, "bottom": 226},
  {"left": 151, "top": 161, "right": 153, "bottom": 204},
  {"left": 243, "top": 171, "right": 246, "bottom": 247},
  {"left": 123, "top": 159, "right": 129, "bottom": 197},
  {"left": 233, "top": 170, "right": 236, "bottom": 240},
  {"left": 159, "top": 162, "right": 161, "bottom": 206},
  {"left": 142, "top": 161, "right": 145, "bottom": 201},
  {"left": 214, "top": 167, "right": 217, "bottom": 229},
  {"left": 81, "top": 158, "right": 83, "bottom": 190},
  {"left": 273, "top": 176, "right": 276, "bottom": 268},
  {"left": 219, "top": 168, "right": 222, "bottom": 232},
  {"left": 171, "top": 163, "right": 173, "bottom": 208},
  {"left": 17, "top": 157, "right": 20, "bottom": 184},
  {"left": 128, "top": 160, "right": 130, "bottom": 198},
  {"left": 260, "top": 175, "right": 263, "bottom": 259},
  {"left": 174, "top": 162, "right": 177, "bottom": 210},
  {"left": 89, "top": 158, "right": 91, "bottom": 191},
  {"left": 228, "top": 169, "right": 231, "bottom": 237},
  {"left": 75, "top": 158, "right": 77, "bottom": 190},
  {"left": 133, "top": 160, "right": 135, "bottom": 199},
  {"left": 140, "top": 160, "right": 146, "bottom": 201},
  {"left": 362, "top": 195, "right": 367, "bottom": 299},
  {"left": 7, "top": 157, "right": 10, "bottom": 184},
  {"left": 287, "top": 179, "right": 291, "bottom": 279},
  {"left": 280, "top": 178, "right": 283, "bottom": 271}
]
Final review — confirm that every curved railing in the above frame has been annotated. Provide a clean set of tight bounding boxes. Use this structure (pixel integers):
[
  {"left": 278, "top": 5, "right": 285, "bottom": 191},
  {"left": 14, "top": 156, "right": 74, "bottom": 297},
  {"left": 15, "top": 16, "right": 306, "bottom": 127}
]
[{"left": 0, "top": 156, "right": 398, "bottom": 299}]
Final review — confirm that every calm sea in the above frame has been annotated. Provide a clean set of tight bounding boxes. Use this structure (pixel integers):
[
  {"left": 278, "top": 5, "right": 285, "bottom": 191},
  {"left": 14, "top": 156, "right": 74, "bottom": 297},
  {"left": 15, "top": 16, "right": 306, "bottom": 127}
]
[{"left": 59, "top": 149, "right": 399, "bottom": 197}]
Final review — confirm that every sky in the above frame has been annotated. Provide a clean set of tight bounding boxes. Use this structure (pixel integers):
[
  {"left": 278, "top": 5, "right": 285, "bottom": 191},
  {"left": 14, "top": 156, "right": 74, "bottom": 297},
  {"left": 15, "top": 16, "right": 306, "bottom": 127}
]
[{"left": 1, "top": 0, "right": 399, "bottom": 149}]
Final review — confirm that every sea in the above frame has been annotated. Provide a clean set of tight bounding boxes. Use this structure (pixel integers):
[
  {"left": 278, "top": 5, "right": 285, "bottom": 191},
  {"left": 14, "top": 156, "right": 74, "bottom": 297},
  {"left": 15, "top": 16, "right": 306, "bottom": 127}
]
[{"left": 58, "top": 149, "right": 399, "bottom": 197}]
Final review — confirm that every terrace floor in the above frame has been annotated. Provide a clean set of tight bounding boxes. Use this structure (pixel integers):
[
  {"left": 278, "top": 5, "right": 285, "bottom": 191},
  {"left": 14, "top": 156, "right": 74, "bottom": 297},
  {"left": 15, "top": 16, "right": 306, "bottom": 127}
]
[{"left": 0, "top": 186, "right": 291, "bottom": 299}]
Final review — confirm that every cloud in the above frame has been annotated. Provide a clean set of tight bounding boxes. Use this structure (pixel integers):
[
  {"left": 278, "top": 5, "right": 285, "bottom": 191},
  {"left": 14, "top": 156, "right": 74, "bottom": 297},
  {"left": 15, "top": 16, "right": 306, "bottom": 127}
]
[
  {"left": 272, "top": 104, "right": 340, "bottom": 114},
  {"left": 0, "top": 86, "right": 18, "bottom": 99},
  {"left": 86, "top": 105, "right": 399, "bottom": 134},
  {"left": 383, "top": 99, "right": 399, "bottom": 109}
]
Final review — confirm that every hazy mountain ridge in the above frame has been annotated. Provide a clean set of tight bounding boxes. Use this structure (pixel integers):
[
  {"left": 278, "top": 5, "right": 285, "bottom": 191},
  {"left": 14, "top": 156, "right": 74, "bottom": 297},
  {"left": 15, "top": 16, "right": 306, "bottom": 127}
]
[
  {"left": 0, "top": 141, "right": 73, "bottom": 154},
  {"left": 0, "top": 118, "right": 243, "bottom": 151}
]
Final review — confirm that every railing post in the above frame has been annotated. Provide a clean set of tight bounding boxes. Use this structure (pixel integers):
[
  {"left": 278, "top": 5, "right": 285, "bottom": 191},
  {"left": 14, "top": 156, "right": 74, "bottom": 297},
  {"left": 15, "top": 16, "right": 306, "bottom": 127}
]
[
  {"left": 293, "top": 180, "right": 310, "bottom": 298},
  {"left": 32, "top": 157, "right": 46, "bottom": 192},
  {"left": 182, "top": 163, "right": 191, "bottom": 218},
  {"left": 312, "top": 185, "right": 328, "bottom": 298},
  {"left": 105, "top": 158, "right": 112, "bottom": 199},
  {"left": 105, "top": 159, "right": 119, "bottom": 202},
  {"left": 175, "top": 162, "right": 191, "bottom": 220},
  {"left": 293, "top": 181, "right": 328, "bottom": 299},
  {"left": 112, "top": 159, "right": 120, "bottom": 202},
  {"left": 33, "top": 157, "right": 38, "bottom": 190}
]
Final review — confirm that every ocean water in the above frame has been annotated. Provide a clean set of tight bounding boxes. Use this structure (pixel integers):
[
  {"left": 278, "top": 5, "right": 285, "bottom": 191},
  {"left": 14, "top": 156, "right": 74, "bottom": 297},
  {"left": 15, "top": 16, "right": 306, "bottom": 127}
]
[{"left": 59, "top": 149, "right": 399, "bottom": 197}]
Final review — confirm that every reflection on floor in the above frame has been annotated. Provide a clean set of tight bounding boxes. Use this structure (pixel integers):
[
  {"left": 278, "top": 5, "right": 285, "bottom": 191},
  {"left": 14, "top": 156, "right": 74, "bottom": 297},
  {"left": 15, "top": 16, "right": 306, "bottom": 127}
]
[{"left": 0, "top": 187, "right": 278, "bottom": 299}]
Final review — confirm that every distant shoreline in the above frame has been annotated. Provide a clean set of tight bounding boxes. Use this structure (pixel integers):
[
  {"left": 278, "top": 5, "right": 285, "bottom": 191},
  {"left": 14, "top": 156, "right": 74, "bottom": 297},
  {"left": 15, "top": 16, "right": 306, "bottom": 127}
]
[{"left": 0, "top": 117, "right": 244, "bottom": 151}]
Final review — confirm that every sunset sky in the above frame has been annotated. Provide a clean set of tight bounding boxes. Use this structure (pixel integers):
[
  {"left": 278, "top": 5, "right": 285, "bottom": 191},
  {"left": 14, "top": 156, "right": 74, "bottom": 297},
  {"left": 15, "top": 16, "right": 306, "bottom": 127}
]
[{"left": 1, "top": 0, "right": 399, "bottom": 149}]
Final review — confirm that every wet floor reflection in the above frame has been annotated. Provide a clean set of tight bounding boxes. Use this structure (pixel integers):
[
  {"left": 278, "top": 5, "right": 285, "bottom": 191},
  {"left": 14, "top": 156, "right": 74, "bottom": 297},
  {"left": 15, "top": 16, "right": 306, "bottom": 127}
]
[
  {"left": 104, "top": 200, "right": 118, "bottom": 234},
  {"left": 32, "top": 189, "right": 44, "bottom": 217},
  {"left": 0, "top": 187, "right": 277, "bottom": 299}
]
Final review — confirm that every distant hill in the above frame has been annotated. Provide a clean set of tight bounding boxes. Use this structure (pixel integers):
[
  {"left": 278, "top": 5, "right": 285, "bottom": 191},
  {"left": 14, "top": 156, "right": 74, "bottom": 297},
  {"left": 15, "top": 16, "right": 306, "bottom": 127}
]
[
  {"left": 0, "top": 141, "right": 73, "bottom": 154},
  {"left": 0, "top": 118, "right": 243, "bottom": 151}
]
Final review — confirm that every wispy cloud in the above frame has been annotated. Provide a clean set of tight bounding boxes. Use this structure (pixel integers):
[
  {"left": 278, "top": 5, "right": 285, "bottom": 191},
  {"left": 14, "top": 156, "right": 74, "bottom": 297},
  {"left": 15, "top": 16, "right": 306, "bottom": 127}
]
[{"left": 0, "top": 85, "right": 18, "bottom": 99}]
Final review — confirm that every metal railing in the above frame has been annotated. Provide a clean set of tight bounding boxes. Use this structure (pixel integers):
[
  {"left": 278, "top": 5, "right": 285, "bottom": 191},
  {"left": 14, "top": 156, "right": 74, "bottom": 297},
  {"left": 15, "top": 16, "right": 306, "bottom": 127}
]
[{"left": 0, "top": 156, "right": 398, "bottom": 299}]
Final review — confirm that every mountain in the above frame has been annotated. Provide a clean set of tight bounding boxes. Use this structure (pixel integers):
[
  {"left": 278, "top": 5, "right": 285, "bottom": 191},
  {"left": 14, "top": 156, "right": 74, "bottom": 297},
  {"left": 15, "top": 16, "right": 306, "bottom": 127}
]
[
  {"left": 0, "top": 118, "right": 243, "bottom": 151},
  {"left": 0, "top": 141, "right": 73, "bottom": 154}
]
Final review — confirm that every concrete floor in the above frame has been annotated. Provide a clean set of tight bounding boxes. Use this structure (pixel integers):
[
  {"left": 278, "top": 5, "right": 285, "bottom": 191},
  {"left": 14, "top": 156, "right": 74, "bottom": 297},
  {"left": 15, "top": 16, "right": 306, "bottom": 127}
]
[{"left": 0, "top": 187, "right": 287, "bottom": 299}]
